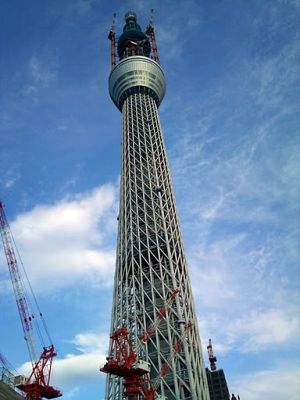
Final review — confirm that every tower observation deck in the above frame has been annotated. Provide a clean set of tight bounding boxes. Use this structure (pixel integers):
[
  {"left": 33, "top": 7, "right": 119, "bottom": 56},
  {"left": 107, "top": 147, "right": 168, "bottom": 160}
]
[{"left": 105, "top": 11, "right": 210, "bottom": 400}]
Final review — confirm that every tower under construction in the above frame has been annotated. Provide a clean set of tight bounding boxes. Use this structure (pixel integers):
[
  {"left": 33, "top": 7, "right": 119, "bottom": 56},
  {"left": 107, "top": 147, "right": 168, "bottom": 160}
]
[{"left": 103, "top": 12, "right": 210, "bottom": 400}]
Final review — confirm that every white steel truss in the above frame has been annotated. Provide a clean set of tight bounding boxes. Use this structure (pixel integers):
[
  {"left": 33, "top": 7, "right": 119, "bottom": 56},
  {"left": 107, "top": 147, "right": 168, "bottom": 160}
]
[{"left": 105, "top": 92, "right": 209, "bottom": 400}]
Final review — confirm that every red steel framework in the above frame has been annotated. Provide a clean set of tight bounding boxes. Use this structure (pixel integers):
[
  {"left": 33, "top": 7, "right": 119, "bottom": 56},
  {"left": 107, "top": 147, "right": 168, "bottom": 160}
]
[
  {"left": 0, "top": 201, "right": 62, "bottom": 400},
  {"left": 101, "top": 289, "right": 193, "bottom": 399}
]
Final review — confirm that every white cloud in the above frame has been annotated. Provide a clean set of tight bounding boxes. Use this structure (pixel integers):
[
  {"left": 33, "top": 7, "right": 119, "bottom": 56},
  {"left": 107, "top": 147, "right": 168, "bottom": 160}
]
[
  {"left": 227, "top": 309, "right": 300, "bottom": 352},
  {"left": 53, "top": 350, "right": 106, "bottom": 386},
  {"left": 18, "top": 331, "right": 108, "bottom": 390},
  {"left": 234, "top": 366, "right": 300, "bottom": 400},
  {"left": 3, "top": 184, "right": 118, "bottom": 292},
  {"left": 71, "top": 332, "right": 107, "bottom": 353}
]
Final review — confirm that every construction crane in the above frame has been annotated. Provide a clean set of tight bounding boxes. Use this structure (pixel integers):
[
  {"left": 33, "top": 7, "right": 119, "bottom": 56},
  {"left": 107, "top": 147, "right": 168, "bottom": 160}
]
[
  {"left": 0, "top": 201, "right": 62, "bottom": 400},
  {"left": 146, "top": 9, "right": 160, "bottom": 64},
  {"left": 108, "top": 13, "right": 117, "bottom": 69},
  {"left": 207, "top": 338, "right": 217, "bottom": 371},
  {"left": 101, "top": 288, "right": 192, "bottom": 399}
]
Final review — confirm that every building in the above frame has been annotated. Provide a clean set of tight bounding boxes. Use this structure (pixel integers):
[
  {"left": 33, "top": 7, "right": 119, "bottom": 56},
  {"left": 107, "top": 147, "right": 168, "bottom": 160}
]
[
  {"left": 206, "top": 368, "right": 230, "bottom": 400},
  {"left": 105, "top": 11, "right": 210, "bottom": 400},
  {"left": 0, "top": 367, "right": 24, "bottom": 400},
  {"left": 205, "top": 339, "right": 230, "bottom": 400}
]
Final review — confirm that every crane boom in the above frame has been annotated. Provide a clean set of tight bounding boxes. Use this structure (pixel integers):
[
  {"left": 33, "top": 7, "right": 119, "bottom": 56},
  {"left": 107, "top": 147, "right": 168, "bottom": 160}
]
[
  {"left": 150, "top": 322, "right": 193, "bottom": 397},
  {"left": 138, "top": 288, "right": 180, "bottom": 348},
  {"left": 0, "top": 201, "right": 36, "bottom": 363},
  {"left": 146, "top": 10, "right": 160, "bottom": 64},
  {"left": 108, "top": 13, "right": 117, "bottom": 69},
  {"left": 0, "top": 201, "right": 62, "bottom": 400},
  {"left": 207, "top": 338, "right": 217, "bottom": 371}
]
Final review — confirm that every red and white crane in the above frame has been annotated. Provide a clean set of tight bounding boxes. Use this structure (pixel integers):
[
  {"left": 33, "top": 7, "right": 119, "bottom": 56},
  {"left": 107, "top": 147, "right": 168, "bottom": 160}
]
[
  {"left": 146, "top": 9, "right": 160, "bottom": 64},
  {"left": 108, "top": 13, "right": 117, "bottom": 69},
  {"left": 101, "top": 288, "right": 192, "bottom": 399},
  {"left": 207, "top": 338, "right": 217, "bottom": 371},
  {"left": 0, "top": 201, "right": 62, "bottom": 400}
]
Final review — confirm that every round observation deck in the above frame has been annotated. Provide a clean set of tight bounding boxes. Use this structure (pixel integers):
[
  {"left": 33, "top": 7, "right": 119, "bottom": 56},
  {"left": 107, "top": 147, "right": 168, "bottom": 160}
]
[{"left": 108, "top": 56, "right": 166, "bottom": 111}]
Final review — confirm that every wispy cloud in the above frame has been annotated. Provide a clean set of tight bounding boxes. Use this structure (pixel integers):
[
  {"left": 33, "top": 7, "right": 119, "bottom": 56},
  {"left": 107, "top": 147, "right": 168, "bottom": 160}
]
[
  {"left": 155, "top": 0, "right": 203, "bottom": 60},
  {"left": 28, "top": 56, "right": 57, "bottom": 87},
  {"left": 233, "top": 365, "right": 300, "bottom": 400},
  {"left": 226, "top": 309, "right": 300, "bottom": 352},
  {"left": 0, "top": 162, "right": 21, "bottom": 192},
  {"left": 161, "top": 1, "right": 300, "bottom": 368}
]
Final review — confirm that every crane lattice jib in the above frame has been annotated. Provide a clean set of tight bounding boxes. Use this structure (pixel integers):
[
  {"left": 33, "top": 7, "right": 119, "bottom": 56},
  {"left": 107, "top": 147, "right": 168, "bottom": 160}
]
[
  {"left": 0, "top": 202, "right": 37, "bottom": 363},
  {"left": 151, "top": 323, "right": 194, "bottom": 395},
  {"left": 138, "top": 288, "right": 180, "bottom": 349}
]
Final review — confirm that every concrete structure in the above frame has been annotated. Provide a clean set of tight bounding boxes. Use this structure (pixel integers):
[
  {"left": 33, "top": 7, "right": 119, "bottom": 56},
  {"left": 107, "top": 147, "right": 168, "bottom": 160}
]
[
  {"left": 206, "top": 368, "right": 230, "bottom": 400},
  {"left": 105, "top": 11, "right": 209, "bottom": 400},
  {"left": 0, "top": 368, "right": 24, "bottom": 400}
]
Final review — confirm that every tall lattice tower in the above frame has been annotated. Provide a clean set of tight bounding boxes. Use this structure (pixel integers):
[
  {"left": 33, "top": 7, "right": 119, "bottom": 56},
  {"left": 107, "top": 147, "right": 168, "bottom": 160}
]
[{"left": 105, "top": 11, "right": 210, "bottom": 400}]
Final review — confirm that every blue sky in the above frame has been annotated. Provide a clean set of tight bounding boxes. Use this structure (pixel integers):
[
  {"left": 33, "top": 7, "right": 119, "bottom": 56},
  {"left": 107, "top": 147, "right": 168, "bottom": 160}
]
[{"left": 0, "top": 0, "right": 299, "bottom": 399}]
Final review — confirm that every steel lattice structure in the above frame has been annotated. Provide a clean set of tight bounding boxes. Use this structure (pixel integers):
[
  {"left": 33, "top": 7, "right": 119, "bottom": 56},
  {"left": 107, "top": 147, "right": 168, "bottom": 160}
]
[{"left": 105, "top": 12, "right": 209, "bottom": 400}]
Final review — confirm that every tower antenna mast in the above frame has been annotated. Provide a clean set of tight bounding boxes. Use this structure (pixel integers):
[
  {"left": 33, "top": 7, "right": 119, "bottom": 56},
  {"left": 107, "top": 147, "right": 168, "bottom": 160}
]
[{"left": 104, "top": 10, "right": 210, "bottom": 399}]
